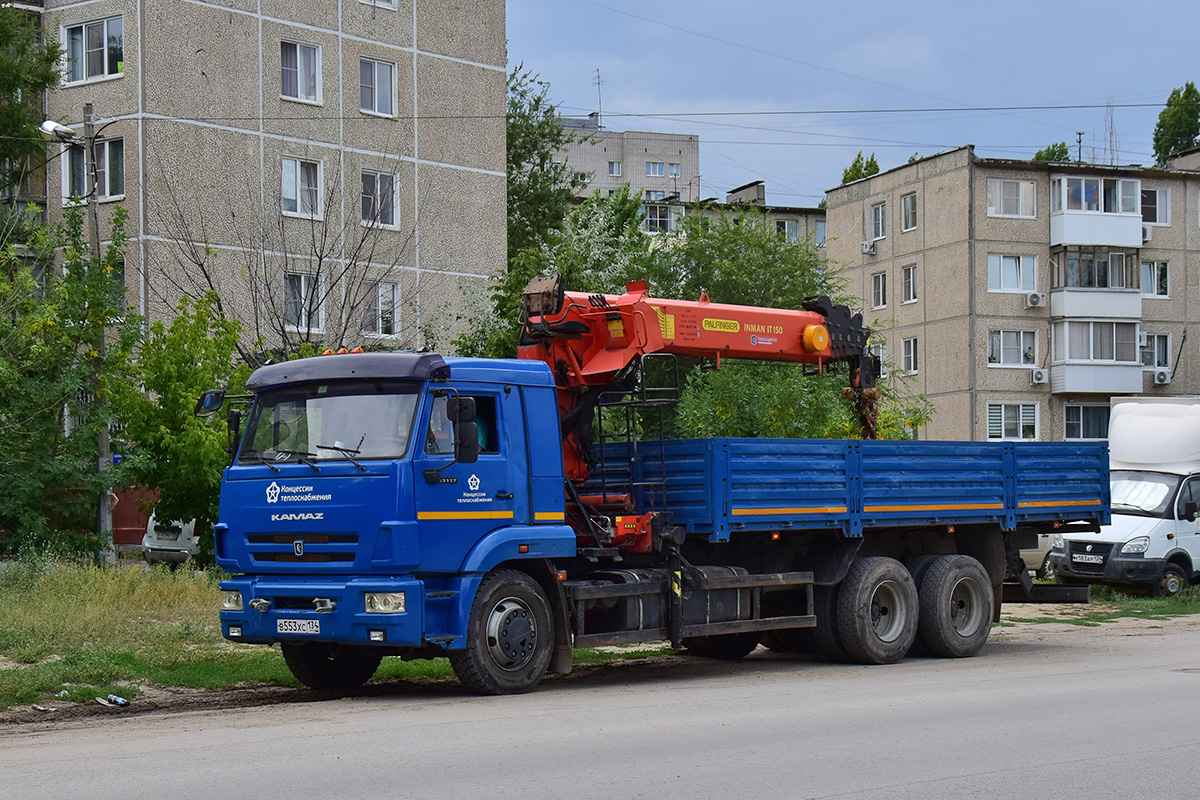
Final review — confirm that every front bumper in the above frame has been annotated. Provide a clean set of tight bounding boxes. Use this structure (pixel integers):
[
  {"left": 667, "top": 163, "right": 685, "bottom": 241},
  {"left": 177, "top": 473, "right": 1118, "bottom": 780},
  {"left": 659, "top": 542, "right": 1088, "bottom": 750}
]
[
  {"left": 1049, "top": 551, "right": 1164, "bottom": 585},
  {"left": 219, "top": 576, "right": 427, "bottom": 647}
]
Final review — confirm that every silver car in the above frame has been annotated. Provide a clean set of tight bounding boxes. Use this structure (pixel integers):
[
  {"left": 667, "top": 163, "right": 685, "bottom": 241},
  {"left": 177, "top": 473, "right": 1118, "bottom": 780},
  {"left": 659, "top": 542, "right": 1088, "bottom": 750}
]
[
  {"left": 141, "top": 513, "right": 199, "bottom": 566},
  {"left": 1020, "top": 533, "right": 1056, "bottom": 580}
]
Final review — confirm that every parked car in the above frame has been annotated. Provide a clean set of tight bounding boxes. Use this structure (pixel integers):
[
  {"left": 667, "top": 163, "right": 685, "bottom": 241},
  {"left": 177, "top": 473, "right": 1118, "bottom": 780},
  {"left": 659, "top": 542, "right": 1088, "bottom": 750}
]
[
  {"left": 1020, "top": 533, "right": 1056, "bottom": 580},
  {"left": 141, "top": 513, "right": 199, "bottom": 566}
]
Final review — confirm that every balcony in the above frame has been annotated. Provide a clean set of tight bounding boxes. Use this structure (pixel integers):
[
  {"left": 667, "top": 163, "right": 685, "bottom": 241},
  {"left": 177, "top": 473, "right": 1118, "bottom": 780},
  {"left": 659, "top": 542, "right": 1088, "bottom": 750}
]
[
  {"left": 1050, "top": 211, "right": 1143, "bottom": 248},
  {"left": 1050, "top": 363, "right": 1143, "bottom": 394},
  {"left": 1049, "top": 173, "right": 1143, "bottom": 247},
  {"left": 1049, "top": 288, "right": 1142, "bottom": 319}
]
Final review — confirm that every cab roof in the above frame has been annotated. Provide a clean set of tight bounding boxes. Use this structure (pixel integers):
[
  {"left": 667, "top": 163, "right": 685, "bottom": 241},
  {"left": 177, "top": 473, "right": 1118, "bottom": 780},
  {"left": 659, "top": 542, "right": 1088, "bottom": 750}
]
[{"left": 245, "top": 352, "right": 554, "bottom": 391}]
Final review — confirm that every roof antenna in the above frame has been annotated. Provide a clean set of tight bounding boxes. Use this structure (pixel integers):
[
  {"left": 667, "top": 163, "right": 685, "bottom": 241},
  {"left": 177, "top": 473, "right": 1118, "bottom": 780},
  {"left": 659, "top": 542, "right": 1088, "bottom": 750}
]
[
  {"left": 1076, "top": 131, "right": 1084, "bottom": 163},
  {"left": 594, "top": 68, "right": 603, "bottom": 129}
]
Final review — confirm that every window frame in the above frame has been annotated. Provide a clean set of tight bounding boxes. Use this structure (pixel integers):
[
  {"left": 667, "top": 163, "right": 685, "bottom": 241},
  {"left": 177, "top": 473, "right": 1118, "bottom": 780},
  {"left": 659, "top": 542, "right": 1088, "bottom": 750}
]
[
  {"left": 62, "top": 138, "right": 125, "bottom": 204},
  {"left": 645, "top": 161, "right": 665, "bottom": 177},
  {"left": 901, "top": 264, "right": 917, "bottom": 304},
  {"left": 359, "top": 56, "right": 396, "bottom": 117},
  {"left": 901, "top": 192, "right": 917, "bottom": 232},
  {"left": 815, "top": 220, "right": 826, "bottom": 247},
  {"left": 667, "top": 162, "right": 681, "bottom": 178},
  {"left": 284, "top": 271, "right": 324, "bottom": 332},
  {"left": 359, "top": 0, "right": 398, "bottom": 8},
  {"left": 63, "top": 16, "right": 124, "bottom": 85},
  {"left": 281, "top": 40, "right": 321, "bottom": 104},
  {"left": 282, "top": 156, "right": 323, "bottom": 219},
  {"left": 360, "top": 168, "right": 397, "bottom": 228},
  {"left": 1141, "top": 187, "right": 1169, "bottom": 225},
  {"left": 776, "top": 219, "right": 800, "bottom": 242},
  {"left": 987, "top": 402, "right": 1038, "bottom": 440},
  {"left": 871, "top": 271, "right": 887, "bottom": 310},
  {"left": 1141, "top": 260, "right": 1169, "bottom": 298},
  {"left": 607, "top": 161, "right": 622, "bottom": 177},
  {"left": 986, "top": 253, "right": 1036, "bottom": 293},
  {"left": 869, "top": 342, "right": 889, "bottom": 379},
  {"left": 362, "top": 280, "right": 399, "bottom": 337},
  {"left": 986, "top": 178, "right": 1036, "bottom": 218},
  {"left": 644, "top": 203, "right": 671, "bottom": 233},
  {"left": 1064, "top": 404, "right": 1109, "bottom": 440},
  {"left": 1141, "top": 333, "right": 1169, "bottom": 370},
  {"left": 1052, "top": 320, "right": 1140, "bottom": 363},
  {"left": 870, "top": 201, "right": 887, "bottom": 240},
  {"left": 901, "top": 337, "right": 918, "bottom": 374},
  {"left": 987, "top": 329, "right": 1036, "bottom": 367}
]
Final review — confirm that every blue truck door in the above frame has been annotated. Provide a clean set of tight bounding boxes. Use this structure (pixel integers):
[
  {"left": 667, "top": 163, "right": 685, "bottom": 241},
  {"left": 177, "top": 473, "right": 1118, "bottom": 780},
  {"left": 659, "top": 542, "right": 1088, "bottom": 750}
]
[{"left": 414, "top": 386, "right": 530, "bottom": 572}]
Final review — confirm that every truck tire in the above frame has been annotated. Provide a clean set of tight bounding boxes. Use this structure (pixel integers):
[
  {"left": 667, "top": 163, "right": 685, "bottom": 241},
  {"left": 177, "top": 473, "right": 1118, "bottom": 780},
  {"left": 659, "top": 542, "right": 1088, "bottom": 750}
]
[
  {"left": 1153, "top": 563, "right": 1188, "bottom": 597},
  {"left": 813, "top": 584, "right": 851, "bottom": 663},
  {"left": 835, "top": 557, "right": 919, "bottom": 665},
  {"left": 280, "top": 642, "right": 382, "bottom": 690},
  {"left": 917, "top": 555, "right": 993, "bottom": 658},
  {"left": 684, "top": 632, "right": 762, "bottom": 660},
  {"left": 903, "top": 555, "right": 940, "bottom": 656},
  {"left": 449, "top": 569, "right": 553, "bottom": 695},
  {"left": 761, "top": 628, "right": 815, "bottom": 653}
]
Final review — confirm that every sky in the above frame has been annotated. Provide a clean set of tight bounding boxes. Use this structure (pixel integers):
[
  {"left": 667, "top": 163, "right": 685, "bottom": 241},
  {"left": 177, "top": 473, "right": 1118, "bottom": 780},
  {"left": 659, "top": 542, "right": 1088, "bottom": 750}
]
[{"left": 506, "top": 0, "right": 1200, "bottom": 207}]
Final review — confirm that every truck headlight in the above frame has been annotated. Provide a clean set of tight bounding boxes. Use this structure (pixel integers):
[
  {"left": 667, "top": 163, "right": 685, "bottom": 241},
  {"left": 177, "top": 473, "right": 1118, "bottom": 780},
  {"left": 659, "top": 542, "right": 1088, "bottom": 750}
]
[
  {"left": 365, "top": 592, "right": 406, "bottom": 614},
  {"left": 1121, "top": 536, "right": 1150, "bottom": 554},
  {"left": 1052, "top": 534, "right": 1064, "bottom": 551},
  {"left": 220, "top": 590, "right": 243, "bottom": 611}
]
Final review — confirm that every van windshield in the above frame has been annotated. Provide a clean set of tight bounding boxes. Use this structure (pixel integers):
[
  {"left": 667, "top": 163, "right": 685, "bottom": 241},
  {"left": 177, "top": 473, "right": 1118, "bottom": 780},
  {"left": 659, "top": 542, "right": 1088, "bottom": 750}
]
[
  {"left": 1110, "top": 471, "right": 1181, "bottom": 518},
  {"left": 239, "top": 380, "right": 420, "bottom": 464}
]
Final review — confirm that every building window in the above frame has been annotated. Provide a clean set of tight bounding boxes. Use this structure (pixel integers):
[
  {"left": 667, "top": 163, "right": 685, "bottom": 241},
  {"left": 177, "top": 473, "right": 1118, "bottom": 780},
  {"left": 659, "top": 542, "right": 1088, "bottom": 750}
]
[
  {"left": 901, "top": 337, "right": 918, "bottom": 373},
  {"left": 987, "top": 403, "right": 1037, "bottom": 440},
  {"left": 870, "top": 201, "right": 886, "bottom": 239},
  {"left": 901, "top": 192, "right": 917, "bottom": 231},
  {"left": 281, "top": 41, "right": 320, "bottom": 103},
  {"left": 362, "top": 280, "right": 398, "bottom": 336},
  {"left": 65, "top": 139, "right": 124, "bottom": 201},
  {"left": 608, "top": 161, "right": 622, "bottom": 177},
  {"left": 1051, "top": 177, "right": 1138, "bottom": 214},
  {"left": 1065, "top": 405, "right": 1109, "bottom": 440},
  {"left": 988, "top": 330, "right": 1036, "bottom": 366},
  {"left": 645, "top": 190, "right": 665, "bottom": 202},
  {"left": 646, "top": 162, "right": 665, "bottom": 177},
  {"left": 65, "top": 17, "right": 123, "bottom": 83},
  {"left": 359, "top": 57, "right": 395, "bottom": 116},
  {"left": 986, "top": 178, "right": 1035, "bottom": 218},
  {"left": 359, "top": 0, "right": 398, "bottom": 8},
  {"left": 901, "top": 265, "right": 917, "bottom": 304},
  {"left": 1141, "top": 188, "right": 1169, "bottom": 224},
  {"left": 1140, "top": 261, "right": 1168, "bottom": 297},
  {"left": 361, "top": 169, "right": 395, "bottom": 226},
  {"left": 815, "top": 220, "right": 826, "bottom": 247},
  {"left": 668, "top": 163, "right": 681, "bottom": 178},
  {"left": 869, "top": 342, "right": 888, "bottom": 378},
  {"left": 1141, "top": 333, "right": 1169, "bottom": 369},
  {"left": 284, "top": 272, "right": 323, "bottom": 331},
  {"left": 987, "top": 253, "right": 1035, "bottom": 292},
  {"left": 776, "top": 219, "right": 799, "bottom": 242},
  {"left": 1049, "top": 246, "right": 1138, "bottom": 290},
  {"left": 1052, "top": 320, "right": 1138, "bottom": 362},
  {"left": 871, "top": 271, "right": 887, "bottom": 309},
  {"left": 282, "top": 157, "right": 321, "bottom": 217},
  {"left": 644, "top": 204, "right": 671, "bottom": 233}
]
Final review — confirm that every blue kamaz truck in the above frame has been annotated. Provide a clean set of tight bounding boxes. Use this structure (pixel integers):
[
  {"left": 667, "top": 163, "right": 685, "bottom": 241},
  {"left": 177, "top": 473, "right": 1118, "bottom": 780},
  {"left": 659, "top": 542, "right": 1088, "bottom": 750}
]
[{"left": 203, "top": 280, "right": 1109, "bottom": 694}]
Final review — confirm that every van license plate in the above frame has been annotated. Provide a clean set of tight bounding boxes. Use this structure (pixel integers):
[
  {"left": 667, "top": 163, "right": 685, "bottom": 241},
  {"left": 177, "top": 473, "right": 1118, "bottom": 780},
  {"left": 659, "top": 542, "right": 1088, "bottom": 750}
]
[
  {"left": 1072, "top": 554, "right": 1104, "bottom": 564},
  {"left": 277, "top": 619, "right": 320, "bottom": 635}
]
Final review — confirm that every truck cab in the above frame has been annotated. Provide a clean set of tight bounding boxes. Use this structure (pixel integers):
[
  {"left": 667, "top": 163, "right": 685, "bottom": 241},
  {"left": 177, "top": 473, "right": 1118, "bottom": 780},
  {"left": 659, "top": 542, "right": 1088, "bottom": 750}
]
[{"left": 1051, "top": 398, "right": 1200, "bottom": 596}]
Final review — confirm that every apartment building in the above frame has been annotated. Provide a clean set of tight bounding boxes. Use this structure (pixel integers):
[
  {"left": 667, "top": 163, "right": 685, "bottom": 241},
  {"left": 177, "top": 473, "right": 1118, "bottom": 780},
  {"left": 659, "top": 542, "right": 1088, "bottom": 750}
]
[
  {"left": 39, "top": 0, "right": 505, "bottom": 350},
  {"left": 559, "top": 114, "right": 701, "bottom": 207},
  {"left": 827, "top": 145, "right": 1199, "bottom": 442}
]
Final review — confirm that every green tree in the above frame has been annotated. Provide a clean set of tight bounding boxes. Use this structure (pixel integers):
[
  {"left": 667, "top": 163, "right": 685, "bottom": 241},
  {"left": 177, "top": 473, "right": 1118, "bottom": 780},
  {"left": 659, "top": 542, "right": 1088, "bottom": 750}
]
[
  {"left": 1153, "top": 82, "right": 1200, "bottom": 164},
  {"left": 116, "top": 293, "right": 244, "bottom": 545},
  {"left": 0, "top": 8, "right": 63, "bottom": 195},
  {"left": 841, "top": 151, "right": 880, "bottom": 184},
  {"left": 1033, "top": 142, "right": 1071, "bottom": 162},
  {"left": 505, "top": 65, "right": 585, "bottom": 263}
]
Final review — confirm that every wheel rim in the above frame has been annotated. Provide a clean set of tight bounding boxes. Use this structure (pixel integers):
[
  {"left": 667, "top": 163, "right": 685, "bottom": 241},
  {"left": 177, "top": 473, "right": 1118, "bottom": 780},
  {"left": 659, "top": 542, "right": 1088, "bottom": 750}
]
[
  {"left": 1162, "top": 572, "right": 1183, "bottom": 596},
  {"left": 1041, "top": 554, "right": 1056, "bottom": 581},
  {"left": 947, "top": 576, "right": 986, "bottom": 637},
  {"left": 485, "top": 595, "right": 537, "bottom": 672},
  {"left": 869, "top": 580, "right": 908, "bottom": 643}
]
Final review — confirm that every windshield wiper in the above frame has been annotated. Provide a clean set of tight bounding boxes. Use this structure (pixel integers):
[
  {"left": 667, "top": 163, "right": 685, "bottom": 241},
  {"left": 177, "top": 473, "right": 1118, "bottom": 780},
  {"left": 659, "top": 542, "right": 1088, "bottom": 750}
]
[
  {"left": 318, "top": 443, "right": 366, "bottom": 472},
  {"left": 275, "top": 449, "right": 322, "bottom": 472},
  {"left": 240, "top": 452, "right": 281, "bottom": 473}
]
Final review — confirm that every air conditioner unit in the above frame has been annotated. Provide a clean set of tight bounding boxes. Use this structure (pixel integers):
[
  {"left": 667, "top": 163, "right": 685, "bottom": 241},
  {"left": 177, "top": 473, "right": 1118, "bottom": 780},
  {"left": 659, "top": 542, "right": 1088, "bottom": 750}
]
[
  {"left": 1154, "top": 369, "right": 1172, "bottom": 386},
  {"left": 1030, "top": 368, "right": 1048, "bottom": 385},
  {"left": 1024, "top": 292, "right": 1046, "bottom": 309},
  {"left": 1138, "top": 331, "right": 1149, "bottom": 347},
  {"left": 1142, "top": 225, "right": 1153, "bottom": 244},
  {"left": 860, "top": 240, "right": 876, "bottom": 255}
]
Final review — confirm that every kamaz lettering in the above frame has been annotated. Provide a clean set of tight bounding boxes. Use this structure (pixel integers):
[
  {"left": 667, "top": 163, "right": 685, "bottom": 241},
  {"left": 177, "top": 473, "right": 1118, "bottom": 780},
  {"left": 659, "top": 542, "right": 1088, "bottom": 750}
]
[{"left": 270, "top": 512, "right": 325, "bottom": 521}]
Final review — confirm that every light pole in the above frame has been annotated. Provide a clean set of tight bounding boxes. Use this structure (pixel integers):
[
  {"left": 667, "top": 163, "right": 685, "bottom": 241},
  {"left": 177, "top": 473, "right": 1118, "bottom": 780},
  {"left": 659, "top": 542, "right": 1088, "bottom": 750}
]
[{"left": 41, "top": 102, "right": 116, "bottom": 565}]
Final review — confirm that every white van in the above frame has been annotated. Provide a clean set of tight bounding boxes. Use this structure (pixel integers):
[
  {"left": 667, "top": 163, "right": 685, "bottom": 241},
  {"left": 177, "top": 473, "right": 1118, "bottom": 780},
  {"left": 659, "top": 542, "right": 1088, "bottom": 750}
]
[{"left": 1050, "top": 397, "right": 1200, "bottom": 596}]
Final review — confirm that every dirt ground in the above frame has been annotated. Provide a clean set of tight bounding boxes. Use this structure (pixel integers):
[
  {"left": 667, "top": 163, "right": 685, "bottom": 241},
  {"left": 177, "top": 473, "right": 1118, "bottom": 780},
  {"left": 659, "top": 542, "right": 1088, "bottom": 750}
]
[{"left": 3, "top": 602, "right": 1197, "bottom": 729}]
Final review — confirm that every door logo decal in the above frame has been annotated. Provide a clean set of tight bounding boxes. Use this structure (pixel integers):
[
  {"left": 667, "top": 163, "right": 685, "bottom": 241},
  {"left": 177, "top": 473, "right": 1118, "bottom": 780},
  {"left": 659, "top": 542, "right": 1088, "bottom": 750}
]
[
  {"left": 468, "top": 474, "right": 480, "bottom": 491},
  {"left": 266, "top": 481, "right": 281, "bottom": 504}
]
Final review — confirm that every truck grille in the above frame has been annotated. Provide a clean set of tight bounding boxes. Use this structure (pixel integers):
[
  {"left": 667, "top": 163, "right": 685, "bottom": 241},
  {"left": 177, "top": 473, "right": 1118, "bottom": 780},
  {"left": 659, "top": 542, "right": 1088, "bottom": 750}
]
[
  {"left": 247, "top": 532, "right": 359, "bottom": 564},
  {"left": 1067, "top": 540, "right": 1113, "bottom": 576}
]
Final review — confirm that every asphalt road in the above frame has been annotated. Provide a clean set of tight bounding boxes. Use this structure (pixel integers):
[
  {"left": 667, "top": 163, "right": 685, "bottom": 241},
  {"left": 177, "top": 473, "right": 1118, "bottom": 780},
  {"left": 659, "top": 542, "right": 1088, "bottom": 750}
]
[{"left": 3, "top": 613, "right": 1199, "bottom": 800}]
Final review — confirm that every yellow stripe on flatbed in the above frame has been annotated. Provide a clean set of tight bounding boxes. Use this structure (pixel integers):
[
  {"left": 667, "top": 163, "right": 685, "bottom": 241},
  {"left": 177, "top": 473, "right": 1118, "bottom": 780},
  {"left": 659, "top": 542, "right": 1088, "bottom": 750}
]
[{"left": 417, "top": 510, "right": 515, "bottom": 521}]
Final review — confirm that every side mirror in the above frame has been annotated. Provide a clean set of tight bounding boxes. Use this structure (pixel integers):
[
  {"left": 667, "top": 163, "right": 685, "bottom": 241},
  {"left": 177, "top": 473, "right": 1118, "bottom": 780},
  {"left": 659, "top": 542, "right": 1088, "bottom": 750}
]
[
  {"left": 1184, "top": 501, "right": 1197, "bottom": 522},
  {"left": 455, "top": 421, "right": 479, "bottom": 464},
  {"left": 448, "top": 396, "right": 476, "bottom": 423},
  {"left": 195, "top": 389, "right": 226, "bottom": 417}
]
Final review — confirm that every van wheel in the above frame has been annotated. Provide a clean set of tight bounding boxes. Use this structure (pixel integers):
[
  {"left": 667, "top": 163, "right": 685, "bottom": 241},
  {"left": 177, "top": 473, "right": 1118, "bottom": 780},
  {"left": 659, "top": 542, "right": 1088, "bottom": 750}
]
[
  {"left": 449, "top": 570, "right": 553, "bottom": 695},
  {"left": 835, "top": 557, "right": 919, "bottom": 665},
  {"left": 1154, "top": 564, "right": 1188, "bottom": 598},
  {"left": 281, "top": 643, "right": 382, "bottom": 690},
  {"left": 1037, "top": 553, "right": 1057, "bottom": 581},
  {"left": 917, "top": 555, "right": 993, "bottom": 658},
  {"left": 684, "top": 632, "right": 761, "bottom": 660}
]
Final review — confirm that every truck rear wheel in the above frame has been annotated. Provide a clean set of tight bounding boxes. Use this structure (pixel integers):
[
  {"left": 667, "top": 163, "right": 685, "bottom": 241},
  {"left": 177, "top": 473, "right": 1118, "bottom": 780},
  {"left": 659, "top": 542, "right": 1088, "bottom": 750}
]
[
  {"left": 835, "top": 557, "right": 919, "bottom": 665},
  {"left": 813, "top": 584, "right": 851, "bottom": 663},
  {"left": 684, "top": 632, "right": 762, "bottom": 660},
  {"left": 917, "top": 555, "right": 992, "bottom": 658},
  {"left": 280, "top": 642, "right": 382, "bottom": 690},
  {"left": 449, "top": 569, "right": 553, "bottom": 695}
]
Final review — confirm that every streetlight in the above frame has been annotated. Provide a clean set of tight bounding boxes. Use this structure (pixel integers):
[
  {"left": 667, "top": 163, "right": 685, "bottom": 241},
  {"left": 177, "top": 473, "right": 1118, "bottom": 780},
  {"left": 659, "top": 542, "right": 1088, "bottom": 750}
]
[{"left": 40, "top": 103, "right": 116, "bottom": 564}]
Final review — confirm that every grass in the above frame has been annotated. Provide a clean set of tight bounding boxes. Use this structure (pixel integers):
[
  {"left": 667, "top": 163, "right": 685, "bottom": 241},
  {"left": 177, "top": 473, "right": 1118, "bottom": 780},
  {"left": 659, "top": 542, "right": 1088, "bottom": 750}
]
[
  {"left": 0, "top": 557, "right": 669, "bottom": 712},
  {"left": 1006, "top": 585, "right": 1200, "bottom": 626}
]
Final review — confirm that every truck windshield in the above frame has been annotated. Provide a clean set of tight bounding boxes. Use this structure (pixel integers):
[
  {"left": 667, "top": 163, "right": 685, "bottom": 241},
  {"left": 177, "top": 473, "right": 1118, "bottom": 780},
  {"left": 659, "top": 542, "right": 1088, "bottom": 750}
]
[
  {"left": 1110, "top": 471, "right": 1181, "bottom": 518},
  {"left": 238, "top": 380, "right": 420, "bottom": 464}
]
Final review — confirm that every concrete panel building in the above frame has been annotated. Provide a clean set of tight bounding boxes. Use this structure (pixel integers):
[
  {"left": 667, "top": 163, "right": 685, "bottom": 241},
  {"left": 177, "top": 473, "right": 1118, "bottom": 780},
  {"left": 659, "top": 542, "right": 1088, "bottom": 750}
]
[
  {"left": 827, "top": 145, "right": 1200, "bottom": 443},
  {"left": 559, "top": 115, "right": 701, "bottom": 206},
  {"left": 38, "top": 0, "right": 506, "bottom": 351}
]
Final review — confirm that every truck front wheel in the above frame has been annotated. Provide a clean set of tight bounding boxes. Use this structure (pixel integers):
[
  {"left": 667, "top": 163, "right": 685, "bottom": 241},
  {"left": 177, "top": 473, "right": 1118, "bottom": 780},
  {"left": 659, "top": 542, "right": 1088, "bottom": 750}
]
[
  {"left": 450, "top": 569, "right": 553, "bottom": 695},
  {"left": 280, "top": 642, "right": 383, "bottom": 690},
  {"left": 916, "top": 555, "right": 993, "bottom": 658},
  {"left": 835, "top": 557, "right": 919, "bottom": 665}
]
